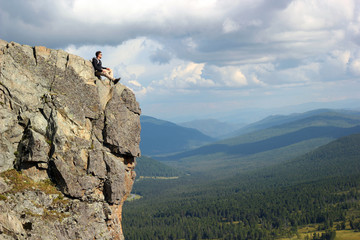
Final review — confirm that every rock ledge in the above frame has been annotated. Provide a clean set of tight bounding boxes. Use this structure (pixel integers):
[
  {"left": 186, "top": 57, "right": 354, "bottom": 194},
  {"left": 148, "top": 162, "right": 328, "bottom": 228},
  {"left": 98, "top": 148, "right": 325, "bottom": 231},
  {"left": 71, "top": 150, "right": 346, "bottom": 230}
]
[{"left": 0, "top": 40, "right": 141, "bottom": 240}]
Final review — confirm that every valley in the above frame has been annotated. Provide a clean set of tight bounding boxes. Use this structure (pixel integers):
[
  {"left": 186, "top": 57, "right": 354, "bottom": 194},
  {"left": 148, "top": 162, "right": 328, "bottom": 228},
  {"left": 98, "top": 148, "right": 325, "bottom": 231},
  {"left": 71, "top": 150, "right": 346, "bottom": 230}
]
[{"left": 124, "top": 109, "right": 360, "bottom": 239}]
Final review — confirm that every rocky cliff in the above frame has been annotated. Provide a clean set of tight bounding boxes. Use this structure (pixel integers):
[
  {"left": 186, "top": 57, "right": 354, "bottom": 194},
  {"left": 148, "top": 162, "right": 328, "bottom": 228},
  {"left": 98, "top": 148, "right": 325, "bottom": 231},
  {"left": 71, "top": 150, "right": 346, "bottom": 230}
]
[{"left": 0, "top": 40, "right": 141, "bottom": 239}]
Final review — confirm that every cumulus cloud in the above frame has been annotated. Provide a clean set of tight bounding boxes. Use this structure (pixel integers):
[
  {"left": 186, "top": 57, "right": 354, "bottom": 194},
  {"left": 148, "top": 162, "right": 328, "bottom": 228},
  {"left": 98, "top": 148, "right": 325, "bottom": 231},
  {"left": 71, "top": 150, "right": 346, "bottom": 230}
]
[
  {"left": 206, "top": 66, "right": 248, "bottom": 87},
  {"left": 350, "top": 59, "right": 360, "bottom": 76},
  {"left": 2, "top": 0, "right": 360, "bottom": 120},
  {"left": 275, "top": 0, "right": 354, "bottom": 31},
  {"left": 157, "top": 62, "right": 215, "bottom": 89},
  {"left": 251, "top": 75, "right": 267, "bottom": 87},
  {"left": 2, "top": 0, "right": 359, "bottom": 65},
  {"left": 126, "top": 80, "right": 150, "bottom": 98}
]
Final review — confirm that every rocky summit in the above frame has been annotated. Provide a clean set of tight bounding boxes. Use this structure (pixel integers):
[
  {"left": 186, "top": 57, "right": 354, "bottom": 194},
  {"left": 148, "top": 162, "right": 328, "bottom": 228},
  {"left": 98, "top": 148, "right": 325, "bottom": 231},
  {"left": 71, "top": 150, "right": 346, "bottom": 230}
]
[{"left": 0, "top": 40, "right": 141, "bottom": 239}]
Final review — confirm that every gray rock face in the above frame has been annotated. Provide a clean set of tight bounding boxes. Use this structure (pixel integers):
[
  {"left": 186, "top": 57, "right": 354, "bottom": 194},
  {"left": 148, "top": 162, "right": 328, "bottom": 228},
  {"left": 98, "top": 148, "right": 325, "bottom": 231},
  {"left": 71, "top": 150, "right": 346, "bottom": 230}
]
[{"left": 0, "top": 40, "right": 141, "bottom": 239}]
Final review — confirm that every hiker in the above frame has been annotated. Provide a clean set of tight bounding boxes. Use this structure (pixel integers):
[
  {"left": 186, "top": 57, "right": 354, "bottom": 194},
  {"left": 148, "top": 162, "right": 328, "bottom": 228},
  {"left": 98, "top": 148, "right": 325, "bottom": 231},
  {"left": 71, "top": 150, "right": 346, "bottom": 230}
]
[{"left": 92, "top": 51, "right": 121, "bottom": 84}]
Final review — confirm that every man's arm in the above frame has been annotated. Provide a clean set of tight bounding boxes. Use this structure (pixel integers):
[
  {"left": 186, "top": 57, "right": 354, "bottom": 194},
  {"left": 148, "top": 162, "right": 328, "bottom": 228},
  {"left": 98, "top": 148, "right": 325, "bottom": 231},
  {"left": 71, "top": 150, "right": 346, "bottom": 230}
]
[{"left": 99, "top": 60, "right": 109, "bottom": 70}]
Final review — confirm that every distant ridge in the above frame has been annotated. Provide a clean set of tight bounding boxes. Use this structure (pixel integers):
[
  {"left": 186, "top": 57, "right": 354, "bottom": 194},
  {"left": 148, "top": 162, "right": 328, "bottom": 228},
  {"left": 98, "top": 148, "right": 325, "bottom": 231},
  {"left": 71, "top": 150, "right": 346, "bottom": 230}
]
[
  {"left": 163, "top": 125, "right": 360, "bottom": 160},
  {"left": 159, "top": 109, "right": 360, "bottom": 162},
  {"left": 140, "top": 115, "right": 214, "bottom": 156},
  {"left": 179, "top": 119, "right": 244, "bottom": 139},
  {"left": 231, "top": 109, "right": 360, "bottom": 137}
]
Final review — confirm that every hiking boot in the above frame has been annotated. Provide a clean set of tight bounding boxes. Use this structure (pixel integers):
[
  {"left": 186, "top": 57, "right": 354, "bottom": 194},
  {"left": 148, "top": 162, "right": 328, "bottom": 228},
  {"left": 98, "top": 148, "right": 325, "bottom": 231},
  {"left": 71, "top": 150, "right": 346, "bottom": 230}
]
[{"left": 114, "top": 78, "right": 121, "bottom": 84}]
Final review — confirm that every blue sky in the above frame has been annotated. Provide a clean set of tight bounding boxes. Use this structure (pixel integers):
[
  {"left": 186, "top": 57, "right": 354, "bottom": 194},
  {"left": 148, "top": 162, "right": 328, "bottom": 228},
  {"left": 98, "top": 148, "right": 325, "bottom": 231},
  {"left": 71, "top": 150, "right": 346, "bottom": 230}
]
[{"left": 1, "top": 0, "right": 360, "bottom": 122}]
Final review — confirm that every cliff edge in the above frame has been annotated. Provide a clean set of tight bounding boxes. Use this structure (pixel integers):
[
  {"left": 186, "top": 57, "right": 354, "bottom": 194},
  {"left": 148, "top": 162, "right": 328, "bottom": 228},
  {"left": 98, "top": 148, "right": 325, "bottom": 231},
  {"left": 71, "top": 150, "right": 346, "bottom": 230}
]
[{"left": 0, "top": 40, "right": 141, "bottom": 239}]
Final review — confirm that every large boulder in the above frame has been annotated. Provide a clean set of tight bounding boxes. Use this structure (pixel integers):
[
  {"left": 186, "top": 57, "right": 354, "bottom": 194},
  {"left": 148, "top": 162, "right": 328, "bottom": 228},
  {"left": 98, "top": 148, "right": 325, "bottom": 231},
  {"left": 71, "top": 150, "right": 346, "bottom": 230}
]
[{"left": 0, "top": 40, "right": 141, "bottom": 240}]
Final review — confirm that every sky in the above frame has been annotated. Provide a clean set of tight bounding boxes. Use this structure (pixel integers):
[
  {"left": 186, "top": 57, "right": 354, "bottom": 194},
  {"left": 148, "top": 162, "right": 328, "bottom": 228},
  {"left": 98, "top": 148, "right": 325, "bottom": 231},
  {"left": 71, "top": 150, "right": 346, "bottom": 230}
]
[{"left": 1, "top": 0, "right": 360, "bottom": 123}]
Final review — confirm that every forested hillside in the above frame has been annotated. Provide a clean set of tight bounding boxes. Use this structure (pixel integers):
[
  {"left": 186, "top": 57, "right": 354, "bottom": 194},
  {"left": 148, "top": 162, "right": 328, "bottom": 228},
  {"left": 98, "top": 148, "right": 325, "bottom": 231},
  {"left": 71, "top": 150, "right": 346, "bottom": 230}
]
[
  {"left": 135, "top": 156, "right": 182, "bottom": 178},
  {"left": 124, "top": 134, "right": 360, "bottom": 239}
]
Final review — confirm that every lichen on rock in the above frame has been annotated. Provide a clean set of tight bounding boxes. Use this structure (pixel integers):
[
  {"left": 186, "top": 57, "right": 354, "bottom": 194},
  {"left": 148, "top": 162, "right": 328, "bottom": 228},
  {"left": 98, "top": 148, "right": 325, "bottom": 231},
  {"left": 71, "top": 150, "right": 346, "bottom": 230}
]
[{"left": 0, "top": 40, "right": 141, "bottom": 240}]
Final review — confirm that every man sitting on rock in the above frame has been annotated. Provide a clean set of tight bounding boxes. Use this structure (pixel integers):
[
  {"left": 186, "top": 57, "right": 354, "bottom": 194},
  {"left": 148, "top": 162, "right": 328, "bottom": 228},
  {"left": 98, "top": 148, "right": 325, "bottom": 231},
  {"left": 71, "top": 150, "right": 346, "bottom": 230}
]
[{"left": 92, "top": 51, "right": 121, "bottom": 84}]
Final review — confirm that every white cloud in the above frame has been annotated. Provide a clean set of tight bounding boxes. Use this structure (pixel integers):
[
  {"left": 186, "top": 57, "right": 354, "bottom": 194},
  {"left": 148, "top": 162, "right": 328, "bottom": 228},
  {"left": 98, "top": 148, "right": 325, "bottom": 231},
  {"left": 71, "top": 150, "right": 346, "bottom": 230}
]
[
  {"left": 69, "top": 0, "right": 222, "bottom": 32},
  {"left": 350, "top": 59, "right": 360, "bottom": 76},
  {"left": 251, "top": 75, "right": 267, "bottom": 86},
  {"left": 158, "top": 62, "right": 215, "bottom": 89},
  {"left": 153, "top": 63, "right": 252, "bottom": 90},
  {"left": 333, "top": 50, "right": 351, "bottom": 66},
  {"left": 126, "top": 80, "right": 150, "bottom": 98},
  {"left": 275, "top": 0, "right": 354, "bottom": 30},
  {"left": 208, "top": 66, "right": 248, "bottom": 87},
  {"left": 128, "top": 80, "right": 142, "bottom": 88},
  {"left": 2, "top": 0, "right": 360, "bottom": 120},
  {"left": 223, "top": 18, "right": 240, "bottom": 33}
]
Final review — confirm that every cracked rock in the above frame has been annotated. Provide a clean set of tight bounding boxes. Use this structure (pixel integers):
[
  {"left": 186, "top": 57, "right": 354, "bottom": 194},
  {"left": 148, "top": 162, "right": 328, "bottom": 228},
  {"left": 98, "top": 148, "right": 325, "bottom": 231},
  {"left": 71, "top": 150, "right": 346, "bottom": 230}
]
[{"left": 0, "top": 39, "right": 141, "bottom": 240}]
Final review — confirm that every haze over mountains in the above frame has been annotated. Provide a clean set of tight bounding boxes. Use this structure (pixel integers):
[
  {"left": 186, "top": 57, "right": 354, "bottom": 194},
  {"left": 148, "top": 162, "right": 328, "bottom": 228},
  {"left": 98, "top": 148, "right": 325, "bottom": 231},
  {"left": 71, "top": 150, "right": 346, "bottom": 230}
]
[
  {"left": 162, "top": 98, "right": 360, "bottom": 124},
  {"left": 231, "top": 108, "right": 360, "bottom": 136},
  {"left": 140, "top": 115, "right": 214, "bottom": 156},
  {"left": 137, "top": 107, "right": 360, "bottom": 180},
  {"left": 140, "top": 108, "right": 360, "bottom": 159},
  {"left": 179, "top": 119, "right": 244, "bottom": 139}
]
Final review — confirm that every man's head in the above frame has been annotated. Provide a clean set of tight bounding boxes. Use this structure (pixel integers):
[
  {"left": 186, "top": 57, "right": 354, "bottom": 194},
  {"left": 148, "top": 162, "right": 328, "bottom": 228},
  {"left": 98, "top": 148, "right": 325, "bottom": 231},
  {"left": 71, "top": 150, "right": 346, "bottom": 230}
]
[{"left": 95, "top": 51, "right": 102, "bottom": 59}]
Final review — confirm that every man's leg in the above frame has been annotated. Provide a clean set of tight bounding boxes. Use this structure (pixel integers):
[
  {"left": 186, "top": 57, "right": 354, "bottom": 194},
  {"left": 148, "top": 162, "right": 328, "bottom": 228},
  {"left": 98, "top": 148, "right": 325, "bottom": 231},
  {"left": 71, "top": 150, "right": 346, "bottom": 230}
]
[{"left": 100, "top": 69, "right": 115, "bottom": 81}]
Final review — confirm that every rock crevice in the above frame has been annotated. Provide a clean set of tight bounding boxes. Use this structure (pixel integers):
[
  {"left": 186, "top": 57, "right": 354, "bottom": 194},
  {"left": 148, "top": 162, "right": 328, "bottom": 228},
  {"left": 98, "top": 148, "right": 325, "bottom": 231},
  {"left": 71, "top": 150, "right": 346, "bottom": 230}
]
[{"left": 0, "top": 40, "right": 141, "bottom": 240}]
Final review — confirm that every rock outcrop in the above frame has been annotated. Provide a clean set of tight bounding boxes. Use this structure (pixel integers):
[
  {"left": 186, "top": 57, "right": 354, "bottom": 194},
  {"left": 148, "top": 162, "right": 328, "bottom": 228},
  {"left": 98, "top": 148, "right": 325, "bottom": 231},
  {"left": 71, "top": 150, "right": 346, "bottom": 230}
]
[{"left": 0, "top": 40, "right": 141, "bottom": 239}]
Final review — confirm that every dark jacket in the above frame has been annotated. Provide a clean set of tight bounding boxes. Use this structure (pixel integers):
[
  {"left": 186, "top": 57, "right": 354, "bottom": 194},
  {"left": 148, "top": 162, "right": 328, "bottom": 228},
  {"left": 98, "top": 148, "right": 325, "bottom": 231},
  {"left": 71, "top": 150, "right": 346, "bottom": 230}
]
[{"left": 92, "top": 57, "right": 106, "bottom": 72}]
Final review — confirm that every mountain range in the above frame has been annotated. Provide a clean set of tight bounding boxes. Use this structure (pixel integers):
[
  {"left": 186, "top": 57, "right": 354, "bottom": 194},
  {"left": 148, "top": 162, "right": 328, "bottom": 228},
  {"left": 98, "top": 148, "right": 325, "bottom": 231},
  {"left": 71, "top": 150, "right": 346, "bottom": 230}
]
[{"left": 140, "top": 115, "right": 214, "bottom": 156}]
